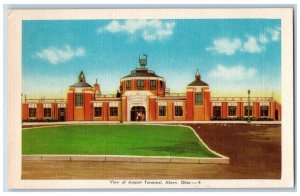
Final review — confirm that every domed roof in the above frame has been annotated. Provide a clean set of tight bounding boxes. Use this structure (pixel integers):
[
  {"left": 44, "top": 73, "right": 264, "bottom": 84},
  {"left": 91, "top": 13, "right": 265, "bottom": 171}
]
[
  {"left": 122, "top": 69, "right": 162, "bottom": 79},
  {"left": 122, "top": 54, "right": 163, "bottom": 79},
  {"left": 70, "top": 82, "right": 92, "bottom": 88}
]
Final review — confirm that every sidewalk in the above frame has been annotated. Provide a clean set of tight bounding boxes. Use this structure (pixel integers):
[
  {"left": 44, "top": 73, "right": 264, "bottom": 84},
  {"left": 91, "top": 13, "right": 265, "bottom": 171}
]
[{"left": 22, "top": 120, "right": 281, "bottom": 126}]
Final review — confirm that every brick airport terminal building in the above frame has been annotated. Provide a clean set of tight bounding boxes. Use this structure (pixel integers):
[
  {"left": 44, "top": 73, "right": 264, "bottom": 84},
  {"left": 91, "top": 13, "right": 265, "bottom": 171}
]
[{"left": 22, "top": 55, "right": 281, "bottom": 122}]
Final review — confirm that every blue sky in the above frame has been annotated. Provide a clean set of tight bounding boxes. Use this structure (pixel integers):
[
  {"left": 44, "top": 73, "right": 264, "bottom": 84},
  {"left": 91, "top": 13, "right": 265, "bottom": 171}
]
[{"left": 22, "top": 19, "right": 281, "bottom": 101}]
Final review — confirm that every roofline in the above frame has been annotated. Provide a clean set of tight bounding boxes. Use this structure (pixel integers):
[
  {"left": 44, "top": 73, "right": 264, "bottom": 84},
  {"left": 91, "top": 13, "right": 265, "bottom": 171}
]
[
  {"left": 120, "top": 76, "right": 164, "bottom": 81},
  {"left": 69, "top": 82, "right": 92, "bottom": 88}
]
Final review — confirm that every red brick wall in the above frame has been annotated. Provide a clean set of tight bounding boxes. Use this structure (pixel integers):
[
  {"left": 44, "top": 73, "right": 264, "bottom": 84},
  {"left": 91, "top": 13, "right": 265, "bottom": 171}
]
[
  {"left": 270, "top": 102, "right": 276, "bottom": 120},
  {"left": 237, "top": 102, "right": 242, "bottom": 117},
  {"left": 67, "top": 92, "right": 74, "bottom": 121},
  {"left": 186, "top": 90, "right": 194, "bottom": 120},
  {"left": 221, "top": 102, "right": 228, "bottom": 118},
  {"left": 253, "top": 102, "right": 260, "bottom": 118},
  {"left": 149, "top": 97, "right": 156, "bottom": 121},
  {"left": 240, "top": 102, "right": 244, "bottom": 117},
  {"left": 131, "top": 79, "right": 137, "bottom": 91},
  {"left": 122, "top": 97, "right": 127, "bottom": 121},
  {"left": 37, "top": 103, "right": 43, "bottom": 119},
  {"left": 22, "top": 104, "right": 29, "bottom": 121},
  {"left": 275, "top": 103, "right": 281, "bottom": 121},
  {"left": 145, "top": 80, "right": 149, "bottom": 90},
  {"left": 167, "top": 102, "right": 174, "bottom": 121},
  {"left": 52, "top": 103, "right": 58, "bottom": 120},
  {"left": 204, "top": 90, "right": 211, "bottom": 120},
  {"left": 102, "top": 102, "right": 109, "bottom": 121},
  {"left": 84, "top": 93, "right": 93, "bottom": 121},
  {"left": 85, "top": 94, "right": 93, "bottom": 120}
]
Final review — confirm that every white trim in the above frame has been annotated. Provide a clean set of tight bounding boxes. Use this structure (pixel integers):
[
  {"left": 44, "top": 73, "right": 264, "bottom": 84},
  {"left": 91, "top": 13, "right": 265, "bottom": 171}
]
[
  {"left": 244, "top": 103, "right": 254, "bottom": 107},
  {"left": 58, "top": 103, "right": 66, "bottom": 108},
  {"left": 74, "top": 88, "right": 84, "bottom": 93},
  {"left": 43, "top": 103, "right": 52, "bottom": 108},
  {"left": 120, "top": 77, "right": 164, "bottom": 82},
  {"left": 125, "top": 91, "right": 151, "bottom": 121},
  {"left": 28, "top": 103, "right": 37, "bottom": 108},
  {"left": 212, "top": 102, "right": 221, "bottom": 106},
  {"left": 158, "top": 101, "right": 167, "bottom": 106},
  {"left": 109, "top": 102, "right": 118, "bottom": 107},
  {"left": 228, "top": 102, "right": 237, "bottom": 106},
  {"left": 260, "top": 101, "right": 269, "bottom": 106},
  {"left": 174, "top": 101, "right": 183, "bottom": 106},
  {"left": 93, "top": 102, "right": 102, "bottom": 107}
]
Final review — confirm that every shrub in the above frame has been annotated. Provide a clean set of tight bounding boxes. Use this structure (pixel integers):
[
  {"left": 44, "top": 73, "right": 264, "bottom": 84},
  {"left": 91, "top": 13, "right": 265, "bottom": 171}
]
[
  {"left": 210, "top": 116, "right": 274, "bottom": 121},
  {"left": 24, "top": 118, "right": 59, "bottom": 122}
]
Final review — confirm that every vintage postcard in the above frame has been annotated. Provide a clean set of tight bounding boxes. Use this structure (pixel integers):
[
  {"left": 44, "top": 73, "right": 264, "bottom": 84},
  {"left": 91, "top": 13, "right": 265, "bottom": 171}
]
[{"left": 7, "top": 8, "right": 294, "bottom": 189}]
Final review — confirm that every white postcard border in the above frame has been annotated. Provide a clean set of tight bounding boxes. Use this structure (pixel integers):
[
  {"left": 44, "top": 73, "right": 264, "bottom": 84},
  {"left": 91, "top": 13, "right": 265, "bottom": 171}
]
[{"left": 7, "top": 8, "right": 294, "bottom": 189}]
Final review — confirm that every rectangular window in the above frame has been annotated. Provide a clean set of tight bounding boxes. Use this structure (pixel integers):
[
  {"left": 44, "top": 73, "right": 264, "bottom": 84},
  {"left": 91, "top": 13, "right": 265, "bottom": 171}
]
[
  {"left": 75, "top": 93, "right": 83, "bottom": 107},
  {"left": 29, "top": 108, "right": 36, "bottom": 118},
  {"left": 195, "top": 92, "right": 203, "bottom": 105},
  {"left": 44, "top": 108, "right": 51, "bottom": 118},
  {"left": 228, "top": 106, "right": 236, "bottom": 117},
  {"left": 126, "top": 80, "right": 131, "bottom": 90},
  {"left": 213, "top": 106, "right": 221, "bottom": 117},
  {"left": 174, "top": 106, "right": 183, "bottom": 116},
  {"left": 94, "top": 107, "right": 102, "bottom": 117},
  {"left": 150, "top": 80, "right": 156, "bottom": 90},
  {"left": 260, "top": 106, "right": 269, "bottom": 117},
  {"left": 137, "top": 80, "right": 144, "bottom": 90},
  {"left": 244, "top": 106, "right": 252, "bottom": 116},
  {"left": 110, "top": 107, "right": 118, "bottom": 117},
  {"left": 159, "top": 106, "right": 166, "bottom": 116}
]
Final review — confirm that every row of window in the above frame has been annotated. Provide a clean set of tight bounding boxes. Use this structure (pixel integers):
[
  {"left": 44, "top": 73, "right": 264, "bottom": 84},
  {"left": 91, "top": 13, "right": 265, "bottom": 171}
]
[
  {"left": 76, "top": 91, "right": 203, "bottom": 108},
  {"left": 28, "top": 107, "right": 119, "bottom": 118},
  {"left": 28, "top": 108, "right": 51, "bottom": 118},
  {"left": 96, "top": 106, "right": 183, "bottom": 118},
  {"left": 125, "top": 80, "right": 164, "bottom": 90},
  {"left": 94, "top": 107, "right": 118, "bottom": 117},
  {"left": 212, "top": 106, "right": 269, "bottom": 117},
  {"left": 28, "top": 106, "right": 269, "bottom": 118},
  {"left": 158, "top": 106, "right": 183, "bottom": 117}
]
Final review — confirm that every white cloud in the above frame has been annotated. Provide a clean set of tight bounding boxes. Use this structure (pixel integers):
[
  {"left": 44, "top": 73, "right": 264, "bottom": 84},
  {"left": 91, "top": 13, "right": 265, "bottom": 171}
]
[
  {"left": 98, "top": 19, "right": 175, "bottom": 41},
  {"left": 36, "top": 45, "right": 85, "bottom": 64},
  {"left": 208, "top": 64, "right": 256, "bottom": 81},
  {"left": 259, "top": 34, "right": 269, "bottom": 43},
  {"left": 266, "top": 27, "right": 281, "bottom": 41},
  {"left": 206, "top": 25, "right": 280, "bottom": 55},
  {"left": 242, "top": 36, "right": 263, "bottom": 53},
  {"left": 206, "top": 38, "right": 242, "bottom": 55}
]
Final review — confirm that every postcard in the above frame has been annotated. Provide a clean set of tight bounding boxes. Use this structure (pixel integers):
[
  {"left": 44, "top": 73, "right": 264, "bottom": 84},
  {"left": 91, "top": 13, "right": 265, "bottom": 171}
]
[{"left": 7, "top": 8, "right": 294, "bottom": 189}]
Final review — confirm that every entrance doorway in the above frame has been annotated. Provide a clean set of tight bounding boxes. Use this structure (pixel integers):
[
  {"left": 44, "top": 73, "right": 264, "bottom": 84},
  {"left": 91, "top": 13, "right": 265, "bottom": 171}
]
[
  {"left": 131, "top": 106, "right": 146, "bottom": 121},
  {"left": 58, "top": 108, "right": 66, "bottom": 121}
]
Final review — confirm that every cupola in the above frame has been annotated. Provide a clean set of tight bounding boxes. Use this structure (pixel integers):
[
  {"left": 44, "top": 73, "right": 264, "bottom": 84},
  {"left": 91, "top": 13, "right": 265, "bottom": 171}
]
[{"left": 187, "top": 69, "right": 209, "bottom": 87}]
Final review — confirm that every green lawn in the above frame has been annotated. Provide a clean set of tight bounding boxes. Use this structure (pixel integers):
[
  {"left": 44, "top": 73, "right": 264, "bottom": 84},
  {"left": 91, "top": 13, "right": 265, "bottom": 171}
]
[{"left": 22, "top": 124, "right": 220, "bottom": 158}]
